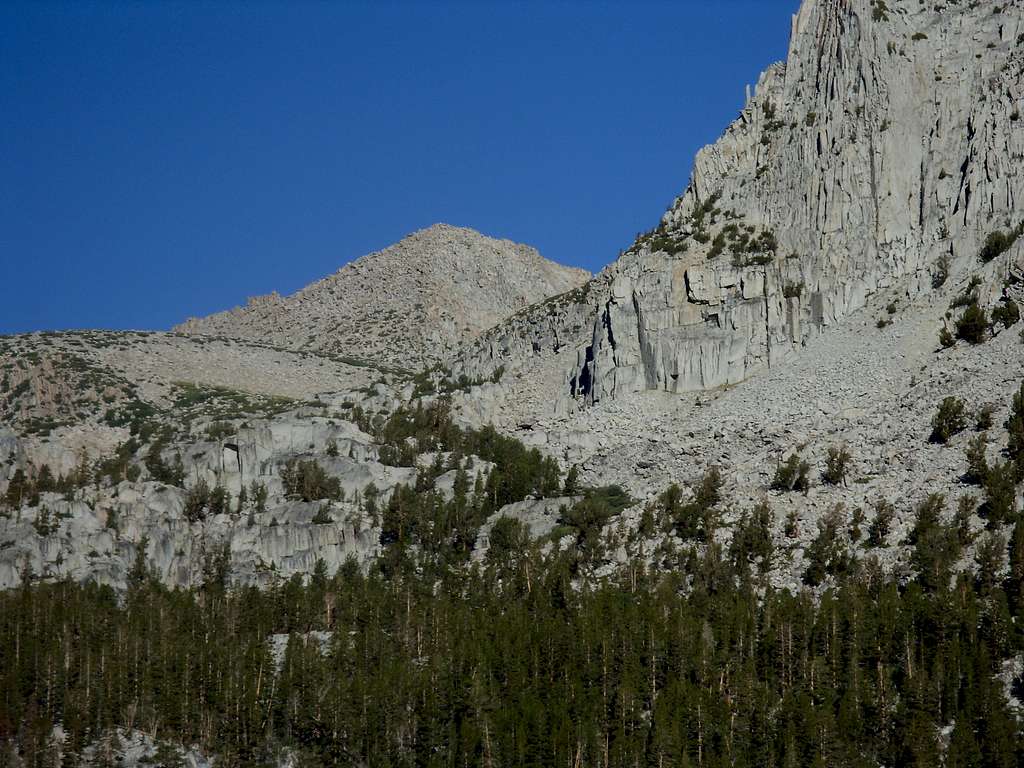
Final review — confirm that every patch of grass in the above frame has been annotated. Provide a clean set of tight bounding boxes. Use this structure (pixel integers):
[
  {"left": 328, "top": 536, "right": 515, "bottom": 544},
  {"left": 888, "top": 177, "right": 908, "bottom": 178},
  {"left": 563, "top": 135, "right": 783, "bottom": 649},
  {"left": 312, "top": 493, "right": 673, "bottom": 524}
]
[{"left": 171, "top": 382, "right": 299, "bottom": 421}]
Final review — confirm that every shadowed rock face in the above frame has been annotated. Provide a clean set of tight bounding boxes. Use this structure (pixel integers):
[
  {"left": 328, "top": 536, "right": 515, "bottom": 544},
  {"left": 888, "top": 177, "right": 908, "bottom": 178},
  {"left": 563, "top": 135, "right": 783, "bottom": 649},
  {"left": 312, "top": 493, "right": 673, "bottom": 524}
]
[
  {"left": 174, "top": 223, "right": 589, "bottom": 369},
  {"left": 578, "top": 0, "right": 1024, "bottom": 401}
]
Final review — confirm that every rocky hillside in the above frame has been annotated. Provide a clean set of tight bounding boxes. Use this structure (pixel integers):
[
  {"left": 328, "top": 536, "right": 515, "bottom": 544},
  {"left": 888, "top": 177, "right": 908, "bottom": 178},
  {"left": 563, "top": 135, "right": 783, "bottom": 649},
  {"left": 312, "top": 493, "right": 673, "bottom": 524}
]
[
  {"left": 0, "top": 338, "right": 573, "bottom": 590},
  {"left": 457, "top": 0, "right": 1024, "bottom": 409},
  {"left": 174, "top": 223, "right": 589, "bottom": 369},
  {"left": 3, "top": 0, "right": 1021, "bottom": 598},
  {"left": 0, "top": 329, "right": 403, "bottom": 457}
]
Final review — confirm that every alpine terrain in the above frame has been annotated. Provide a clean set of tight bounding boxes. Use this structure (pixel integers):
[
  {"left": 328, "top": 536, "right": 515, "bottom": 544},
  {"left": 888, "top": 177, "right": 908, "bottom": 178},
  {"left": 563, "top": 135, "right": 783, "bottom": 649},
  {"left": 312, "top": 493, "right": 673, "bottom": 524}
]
[{"left": 4, "top": 1, "right": 1024, "bottom": 766}]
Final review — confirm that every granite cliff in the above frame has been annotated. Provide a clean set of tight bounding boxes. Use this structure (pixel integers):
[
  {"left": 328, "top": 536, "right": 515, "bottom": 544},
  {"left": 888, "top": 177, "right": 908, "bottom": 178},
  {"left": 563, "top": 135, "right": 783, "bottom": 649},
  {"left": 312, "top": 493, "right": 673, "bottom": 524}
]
[{"left": 457, "top": 0, "right": 1024, "bottom": 409}]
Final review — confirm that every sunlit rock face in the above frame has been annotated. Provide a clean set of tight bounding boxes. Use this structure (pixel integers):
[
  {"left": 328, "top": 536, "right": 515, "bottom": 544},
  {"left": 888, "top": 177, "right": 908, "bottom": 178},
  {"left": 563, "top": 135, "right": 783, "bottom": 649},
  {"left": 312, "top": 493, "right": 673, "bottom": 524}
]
[
  {"left": 454, "top": 0, "right": 1023, "bottom": 408},
  {"left": 578, "top": 0, "right": 1024, "bottom": 401}
]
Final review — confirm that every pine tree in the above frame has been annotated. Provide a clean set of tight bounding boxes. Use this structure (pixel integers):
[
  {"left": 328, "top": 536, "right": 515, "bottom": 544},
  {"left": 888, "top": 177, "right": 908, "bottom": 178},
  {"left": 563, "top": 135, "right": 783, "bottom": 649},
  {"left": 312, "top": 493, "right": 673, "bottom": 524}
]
[
  {"left": 564, "top": 464, "right": 580, "bottom": 495},
  {"left": 127, "top": 535, "right": 151, "bottom": 591},
  {"left": 908, "top": 494, "right": 960, "bottom": 591},
  {"left": 982, "top": 461, "right": 1017, "bottom": 525}
]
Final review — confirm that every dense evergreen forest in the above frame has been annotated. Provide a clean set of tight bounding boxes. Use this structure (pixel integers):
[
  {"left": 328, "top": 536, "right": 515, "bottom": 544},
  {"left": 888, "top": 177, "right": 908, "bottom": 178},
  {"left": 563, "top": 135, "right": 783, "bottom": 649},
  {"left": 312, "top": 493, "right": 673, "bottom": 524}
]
[
  {"left": 4, "top": 547, "right": 1024, "bottom": 767},
  {"left": 4, "top": 397, "right": 1024, "bottom": 766}
]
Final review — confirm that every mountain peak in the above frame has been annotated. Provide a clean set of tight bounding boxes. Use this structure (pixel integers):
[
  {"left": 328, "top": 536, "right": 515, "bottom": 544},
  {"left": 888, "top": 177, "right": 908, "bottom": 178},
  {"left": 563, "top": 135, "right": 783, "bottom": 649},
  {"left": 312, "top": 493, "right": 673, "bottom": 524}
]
[{"left": 175, "top": 225, "right": 589, "bottom": 368}]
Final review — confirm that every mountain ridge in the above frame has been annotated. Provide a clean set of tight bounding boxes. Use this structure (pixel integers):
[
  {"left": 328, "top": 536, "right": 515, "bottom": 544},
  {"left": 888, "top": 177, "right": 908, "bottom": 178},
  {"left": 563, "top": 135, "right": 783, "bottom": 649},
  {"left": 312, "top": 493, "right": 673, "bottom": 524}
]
[{"left": 174, "top": 222, "right": 590, "bottom": 369}]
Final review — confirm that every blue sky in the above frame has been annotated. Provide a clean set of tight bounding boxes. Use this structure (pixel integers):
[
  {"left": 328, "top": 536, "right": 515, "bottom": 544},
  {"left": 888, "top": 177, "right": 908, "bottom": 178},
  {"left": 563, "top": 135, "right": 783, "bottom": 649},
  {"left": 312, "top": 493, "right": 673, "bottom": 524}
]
[{"left": 1, "top": 0, "right": 799, "bottom": 333}]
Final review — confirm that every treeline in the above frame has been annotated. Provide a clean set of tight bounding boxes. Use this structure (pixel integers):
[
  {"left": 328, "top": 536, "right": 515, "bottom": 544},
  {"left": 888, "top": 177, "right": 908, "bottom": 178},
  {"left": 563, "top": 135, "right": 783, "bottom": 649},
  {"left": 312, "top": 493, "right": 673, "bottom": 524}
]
[{"left": 3, "top": 543, "right": 1024, "bottom": 767}]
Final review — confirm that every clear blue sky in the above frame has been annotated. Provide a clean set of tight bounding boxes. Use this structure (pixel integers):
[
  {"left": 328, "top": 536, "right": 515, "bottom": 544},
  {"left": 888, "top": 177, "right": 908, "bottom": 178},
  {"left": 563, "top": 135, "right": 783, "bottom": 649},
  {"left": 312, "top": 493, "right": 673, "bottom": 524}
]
[{"left": 1, "top": 0, "right": 799, "bottom": 333}]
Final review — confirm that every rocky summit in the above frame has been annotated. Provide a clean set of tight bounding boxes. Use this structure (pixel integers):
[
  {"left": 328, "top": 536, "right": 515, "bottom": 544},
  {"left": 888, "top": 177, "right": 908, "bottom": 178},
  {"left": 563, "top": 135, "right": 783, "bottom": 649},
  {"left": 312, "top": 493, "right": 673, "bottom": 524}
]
[
  {"left": 5, "top": 1, "right": 1024, "bottom": 766},
  {"left": 174, "top": 223, "right": 590, "bottom": 369}
]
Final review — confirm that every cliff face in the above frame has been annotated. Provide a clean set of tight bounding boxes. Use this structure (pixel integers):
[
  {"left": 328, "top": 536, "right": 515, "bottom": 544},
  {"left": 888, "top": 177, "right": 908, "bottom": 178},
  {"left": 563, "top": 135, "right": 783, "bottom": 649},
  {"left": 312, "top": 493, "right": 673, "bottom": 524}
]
[
  {"left": 175, "top": 224, "right": 589, "bottom": 369},
  {"left": 576, "top": 0, "right": 1024, "bottom": 402}
]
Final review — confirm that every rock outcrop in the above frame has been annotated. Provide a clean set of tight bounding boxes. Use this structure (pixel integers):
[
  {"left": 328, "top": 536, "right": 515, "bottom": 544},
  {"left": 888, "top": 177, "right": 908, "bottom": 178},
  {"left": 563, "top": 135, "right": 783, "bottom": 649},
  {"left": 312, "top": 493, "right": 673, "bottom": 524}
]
[
  {"left": 175, "top": 223, "right": 589, "bottom": 369},
  {"left": 0, "top": 406, "right": 400, "bottom": 590}
]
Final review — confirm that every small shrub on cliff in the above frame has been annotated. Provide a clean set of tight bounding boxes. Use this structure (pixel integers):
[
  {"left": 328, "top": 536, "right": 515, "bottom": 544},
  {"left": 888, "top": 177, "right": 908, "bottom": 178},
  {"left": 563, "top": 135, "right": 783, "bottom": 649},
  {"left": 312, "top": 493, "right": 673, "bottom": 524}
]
[
  {"left": 929, "top": 397, "right": 966, "bottom": 444},
  {"left": 955, "top": 302, "right": 988, "bottom": 344},
  {"left": 771, "top": 453, "right": 811, "bottom": 493},
  {"left": 145, "top": 438, "right": 185, "bottom": 487},
  {"left": 729, "top": 500, "right": 774, "bottom": 574},
  {"left": 964, "top": 433, "right": 990, "bottom": 485},
  {"left": 868, "top": 499, "right": 895, "bottom": 547},
  {"left": 803, "top": 506, "right": 852, "bottom": 586},
  {"left": 991, "top": 298, "right": 1020, "bottom": 329},
  {"left": 311, "top": 505, "right": 334, "bottom": 525},
  {"left": 184, "top": 478, "right": 211, "bottom": 523},
  {"left": 981, "top": 460, "right": 1017, "bottom": 525},
  {"left": 950, "top": 276, "right": 982, "bottom": 309},
  {"left": 208, "top": 485, "right": 231, "bottom": 517},
  {"left": 250, "top": 481, "right": 268, "bottom": 513},
  {"left": 563, "top": 464, "right": 580, "bottom": 495},
  {"left": 980, "top": 227, "right": 1020, "bottom": 263},
  {"left": 932, "top": 253, "right": 951, "bottom": 288},
  {"left": 930, "top": 397, "right": 967, "bottom": 444},
  {"left": 976, "top": 404, "right": 996, "bottom": 431},
  {"left": 782, "top": 281, "right": 804, "bottom": 299},
  {"left": 708, "top": 232, "right": 727, "bottom": 259},
  {"left": 822, "top": 445, "right": 852, "bottom": 486},
  {"left": 733, "top": 252, "right": 773, "bottom": 269},
  {"left": 665, "top": 468, "right": 723, "bottom": 541},
  {"left": 849, "top": 507, "right": 866, "bottom": 543},
  {"left": 1006, "top": 382, "right": 1024, "bottom": 480},
  {"left": 955, "top": 496, "right": 976, "bottom": 546}
]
